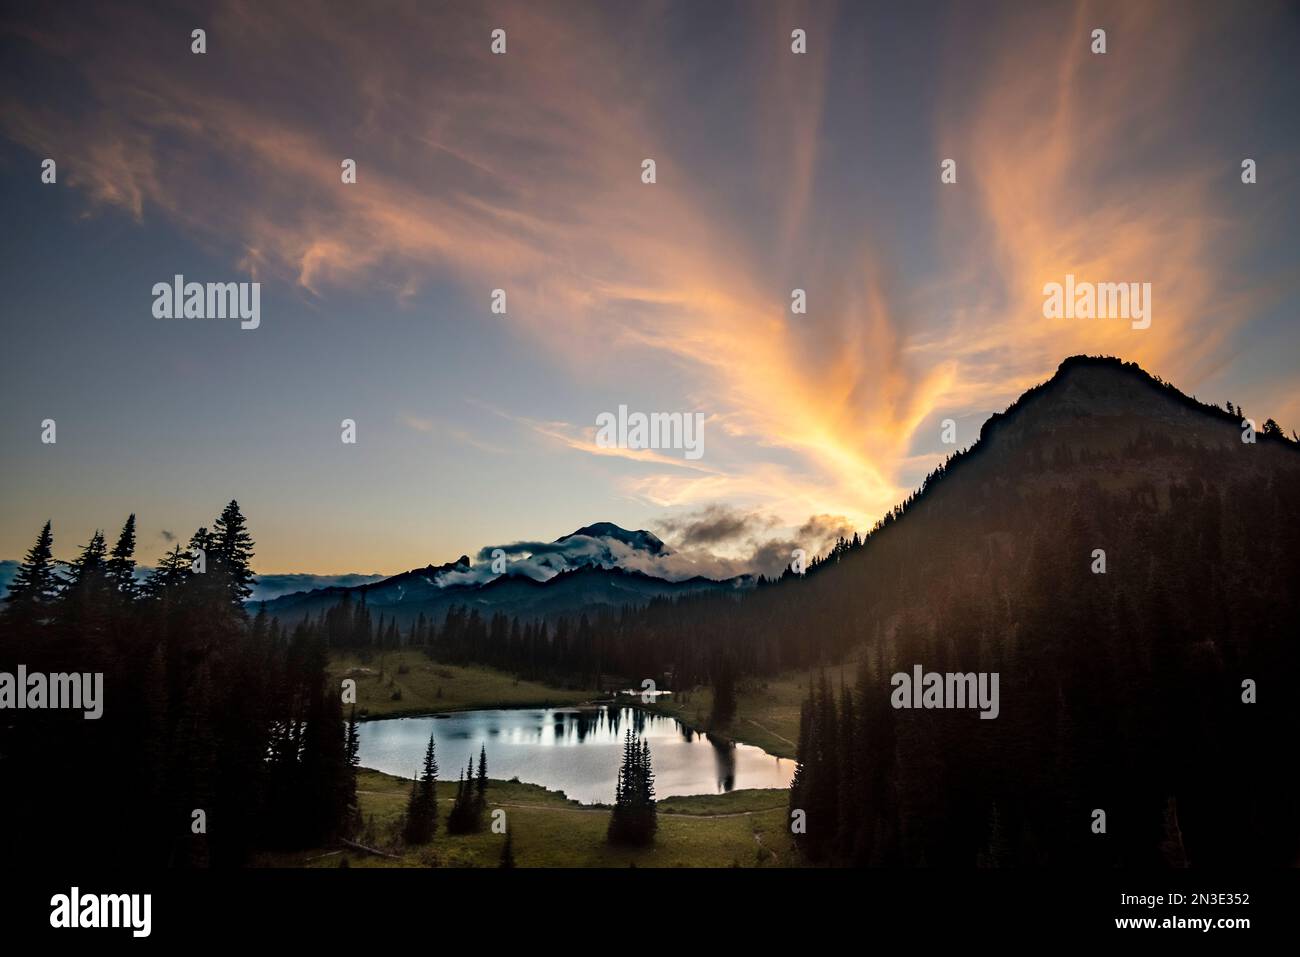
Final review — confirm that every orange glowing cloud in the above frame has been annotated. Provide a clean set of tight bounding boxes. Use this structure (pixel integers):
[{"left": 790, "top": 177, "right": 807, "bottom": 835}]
[
  {"left": 929, "top": 2, "right": 1256, "bottom": 406},
  {"left": 1, "top": 0, "right": 1287, "bottom": 546}
]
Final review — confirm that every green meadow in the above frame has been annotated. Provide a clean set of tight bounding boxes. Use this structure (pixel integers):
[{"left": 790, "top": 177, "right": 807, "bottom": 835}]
[{"left": 261, "top": 769, "right": 797, "bottom": 868}]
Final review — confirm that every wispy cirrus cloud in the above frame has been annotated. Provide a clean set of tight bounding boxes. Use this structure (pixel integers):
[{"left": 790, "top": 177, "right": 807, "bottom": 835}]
[
  {"left": 2, "top": 0, "right": 1294, "bottom": 565},
  {"left": 922, "top": 1, "right": 1284, "bottom": 416},
  {"left": 0, "top": 0, "right": 929, "bottom": 532}
]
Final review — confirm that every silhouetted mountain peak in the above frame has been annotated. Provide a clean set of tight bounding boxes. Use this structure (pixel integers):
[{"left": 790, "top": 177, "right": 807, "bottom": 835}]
[
  {"left": 975, "top": 355, "right": 1295, "bottom": 455},
  {"left": 557, "top": 522, "right": 667, "bottom": 555}
]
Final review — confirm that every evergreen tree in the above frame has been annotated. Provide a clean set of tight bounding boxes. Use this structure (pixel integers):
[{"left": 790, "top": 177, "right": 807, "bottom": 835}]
[
  {"left": 105, "top": 514, "right": 138, "bottom": 599},
  {"left": 402, "top": 732, "right": 439, "bottom": 844},
  {"left": 446, "top": 750, "right": 487, "bottom": 834},
  {"left": 344, "top": 707, "right": 362, "bottom": 833},
  {"left": 212, "top": 500, "right": 256, "bottom": 608},
  {"left": 476, "top": 744, "right": 488, "bottom": 804},
  {"left": 789, "top": 694, "right": 812, "bottom": 832},
  {"left": 607, "top": 730, "right": 656, "bottom": 845},
  {"left": 56, "top": 530, "right": 112, "bottom": 642},
  {"left": 346, "top": 708, "right": 361, "bottom": 771},
  {"left": 296, "top": 652, "right": 354, "bottom": 847},
  {"left": 639, "top": 740, "right": 656, "bottom": 810},
  {"left": 63, "top": 530, "right": 108, "bottom": 589},
  {"left": 2, "top": 520, "right": 58, "bottom": 625},
  {"left": 499, "top": 829, "right": 516, "bottom": 868},
  {"left": 143, "top": 543, "right": 190, "bottom": 598},
  {"left": 187, "top": 526, "right": 215, "bottom": 560}
]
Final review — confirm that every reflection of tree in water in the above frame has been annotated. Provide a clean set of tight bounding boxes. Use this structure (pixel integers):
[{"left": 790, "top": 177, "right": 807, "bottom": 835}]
[
  {"left": 598, "top": 706, "right": 689, "bottom": 744},
  {"left": 629, "top": 707, "right": 649, "bottom": 737},
  {"left": 521, "top": 711, "right": 545, "bottom": 744},
  {"left": 705, "top": 732, "right": 736, "bottom": 792},
  {"left": 573, "top": 709, "right": 594, "bottom": 743}
]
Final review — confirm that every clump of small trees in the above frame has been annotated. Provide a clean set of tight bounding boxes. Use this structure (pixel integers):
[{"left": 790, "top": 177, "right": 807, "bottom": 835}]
[
  {"left": 607, "top": 730, "right": 656, "bottom": 845},
  {"left": 404, "top": 739, "right": 489, "bottom": 842}
]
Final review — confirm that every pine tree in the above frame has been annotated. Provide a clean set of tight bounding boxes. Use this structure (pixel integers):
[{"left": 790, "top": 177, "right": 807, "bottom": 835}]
[
  {"left": 346, "top": 708, "right": 361, "bottom": 771},
  {"left": 403, "top": 777, "right": 422, "bottom": 843},
  {"left": 56, "top": 530, "right": 112, "bottom": 642},
  {"left": 344, "top": 707, "right": 362, "bottom": 834},
  {"left": 212, "top": 500, "right": 256, "bottom": 608},
  {"left": 446, "top": 751, "right": 486, "bottom": 834},
  {"left": 2, "top": 520, "right": 58, "bottom": 625},
  {"left": 476, "top": 744, "right": 488, "bottom": 805},
  {"left": 186, "top": 526, "right": 216, "bottom": 581},
  {"left": 639, "top": 740, "right": 656, "bottom": 815},
  {"left": 295, "top": 655, "right": 353, "bottom": 848},
  {"left": 447, "top": 770, "right": 468, "bottom": 833},
  {"left": 180, "top": 525, "right": 234, "bottom": 627},
  {"left": 61, "top": 530, "right": 107, "bottom": 590},
  {"left": 105, "top": 514, "right": 138, "bottom": 599},
  {"left": 811, "top": 671, "right": 840, "bottom": 855},
  {"left": 402, "top": 732, "right": 439, "bottom": 844},
  {"left": 421, "top": 734, "right": 439, "bottom": 835},
  {"left": 607, "top": 729, "right": 656, "bottom": 845},
  {"left": 833, "top": 681, "right": 857, "bottom": 858},
  {"left": 789, "top": 693, "right": 812, "bottom": 837},
  {"left": 143, "top": 543, "right": 190, "bottom": 598}
]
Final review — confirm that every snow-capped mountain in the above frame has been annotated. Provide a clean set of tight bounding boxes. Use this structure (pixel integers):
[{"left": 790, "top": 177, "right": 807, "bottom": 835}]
[{"left": 257, "top": 522, "right": 750, "bottom": 624}]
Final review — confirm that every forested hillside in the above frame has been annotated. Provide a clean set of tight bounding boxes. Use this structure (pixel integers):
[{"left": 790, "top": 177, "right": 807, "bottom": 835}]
[{"left": 306, "top": 356, "right": 1299, "bottom": 866}]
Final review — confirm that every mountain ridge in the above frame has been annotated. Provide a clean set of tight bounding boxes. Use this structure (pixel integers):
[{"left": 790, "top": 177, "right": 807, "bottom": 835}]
[{"left": 257, "top": 354, "right": 1297, "bottom": 623}]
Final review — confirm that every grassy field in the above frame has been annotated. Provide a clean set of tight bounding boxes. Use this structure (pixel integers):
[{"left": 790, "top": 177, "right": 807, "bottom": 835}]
[
  {"left": 329, "top": 651, "right": 595, "bottom": 718},
  {"left": 634, "top": 671, "right": 818, "bottom": 760},
  {"left": 259, "top": 769, "right": 798, "bottom": 868}
]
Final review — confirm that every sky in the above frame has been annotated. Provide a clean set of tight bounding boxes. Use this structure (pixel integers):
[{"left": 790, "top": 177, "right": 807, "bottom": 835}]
[{"left": 1, "top": 0, "right": 1297, "bottom": 577}]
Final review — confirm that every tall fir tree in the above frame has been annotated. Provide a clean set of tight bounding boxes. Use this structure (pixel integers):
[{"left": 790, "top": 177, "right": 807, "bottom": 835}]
[
  {"left": 476, "top": 744, "right": 488, "bottom": 804},
  {"left": 446, "top": 750, "right": 487, "bottom": 834},
  {"left": 56, "top": 530, "right": 112, "bottom": 644},
  {"left": 2, "top": 520, "right": 58, "bottom": 626},
  {"left": 63, "top": 530, "right": 108, "bottom": 589},
  {"left": 105, "top": 514, "right": 138, "bottom": 599},
  {"left": 608, "top": 730, "right": 656, "bottom": 845},
  {"left": 212, "top": 500, "right": 256, "bottom": 609},
  {"left": 402, "top": 732, "right": 439, "bottom": 844},
  {"left": 143, "top": 543, "right": 190, "bottom": 599},
  {"left": 344, "top": 706, "right": 362, "bottom": 833}
]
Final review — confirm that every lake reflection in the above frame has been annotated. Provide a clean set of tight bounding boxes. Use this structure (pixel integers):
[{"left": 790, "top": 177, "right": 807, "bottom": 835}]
[{"left": 355, "top": 706, "right": 794, "bottom": 805}]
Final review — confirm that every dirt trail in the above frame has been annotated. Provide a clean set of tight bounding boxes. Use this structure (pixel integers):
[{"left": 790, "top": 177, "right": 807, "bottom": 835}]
[
  {"left": 744, "top": 718, "right": 795, "bottom": 749},
  {"left": 491, "top": 801, "right": 785, "bottom": 820}
]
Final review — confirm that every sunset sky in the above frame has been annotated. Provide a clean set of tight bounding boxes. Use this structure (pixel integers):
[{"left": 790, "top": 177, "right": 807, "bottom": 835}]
[{"left": 1, "top": 0, "right": 1297, "bottom": 576}]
